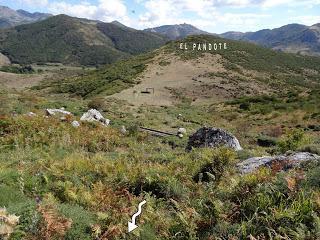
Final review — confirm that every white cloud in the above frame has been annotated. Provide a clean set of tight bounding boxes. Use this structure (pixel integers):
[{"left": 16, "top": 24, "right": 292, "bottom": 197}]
[
  {"left": 47, "top": 0, "right": 130, "bottom": 24},
  {"left": 137, "top": 0, "right": 270, "bottom": 31},
  {"left": 14, "top": 0, "right": 48, "bottom": 7},
  {"left": 291, "top": 15, "right": 320, "bottom": 26}
]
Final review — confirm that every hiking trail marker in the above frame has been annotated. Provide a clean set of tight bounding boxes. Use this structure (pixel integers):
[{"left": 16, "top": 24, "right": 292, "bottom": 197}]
[{"left": 128, "top": 200, "right": 147, "bottom": 233}]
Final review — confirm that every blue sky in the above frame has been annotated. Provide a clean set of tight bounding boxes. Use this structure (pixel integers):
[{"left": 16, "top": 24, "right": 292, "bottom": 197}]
[{"left": 1, "top": 0, "right": 320, "bottom": 33}]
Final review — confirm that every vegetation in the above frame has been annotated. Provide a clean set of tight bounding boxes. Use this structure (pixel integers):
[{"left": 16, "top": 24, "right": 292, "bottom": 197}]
[
  {"left": 0, "top": 15, "right": 167, "bottom": 66},
  {"left": 35, "top": 52, "right": 156, "bottom": 98},
  {"left": 0, "top": 65, "right": 35, "bottom": 74},
  {"left": 1, "top": 35, "right": 320, "bottom": 239}
]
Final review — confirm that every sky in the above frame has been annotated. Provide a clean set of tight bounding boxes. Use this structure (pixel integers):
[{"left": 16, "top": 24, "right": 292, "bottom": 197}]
[{"left": 1, "top": 0, "right": 320, "bottom": 33}]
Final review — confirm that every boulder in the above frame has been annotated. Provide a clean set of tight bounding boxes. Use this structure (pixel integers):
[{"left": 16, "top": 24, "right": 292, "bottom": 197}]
[
  {"left": 46, "top": 108, "right": 72, "bottom": 116},
  {"left": 80, "top": 109, "right": 110, "bottom": 126},
  {"left": 186, "top": 127, "right": 242, "bottom": 151},
  {"left": 237, "top": 152, "right": 320, "bottom": 174}
]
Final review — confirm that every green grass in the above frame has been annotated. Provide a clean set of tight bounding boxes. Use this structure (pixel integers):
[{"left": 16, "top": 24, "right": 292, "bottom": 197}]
[
  {"left": 1, "top": 34, "right": 320, "bottom": 239},
  {"left": 35, "top": 52, "right": 156, "bottom": 98}
]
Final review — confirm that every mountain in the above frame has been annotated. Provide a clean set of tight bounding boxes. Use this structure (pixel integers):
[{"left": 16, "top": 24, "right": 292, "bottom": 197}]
[
  {"left": 44, "top": 35, "right": 320, "bottom": 101},
  {"left": 144, "top": 23, "right": 211, "bottom": 40},
  {"left": 220, "top": 23, "right": 320, "bottom": 56},
  {"left": 0, "top": 14, "right": 168, "bottom": 66},
  {"left": 0, "top": 5, "right": 51, "bottom": 28}
]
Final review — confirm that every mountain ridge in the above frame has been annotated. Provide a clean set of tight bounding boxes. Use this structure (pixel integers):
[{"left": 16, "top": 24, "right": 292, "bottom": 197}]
[
  {"left": 0, "top": 14, "right": 168, "bottom": 66},
  {"left": 0, "top": 5, "right": 52, "bottom": 28},
  {"left": 144, "top": 23, "right": 211, "bottom": 40}
]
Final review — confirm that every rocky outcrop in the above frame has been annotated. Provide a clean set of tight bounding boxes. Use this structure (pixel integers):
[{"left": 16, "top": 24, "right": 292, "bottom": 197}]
[
  {"left": 186, "top": 127, "right": 242, "bottom": 151},
  {"left": 46, "top": 108, "right": 72, "bottom": 116},
  {"left": 80, "top": 109, "right": 110, "bottom": 126},
  {"left": 237, "top": 152, "right": 320, "bottom": 174}
]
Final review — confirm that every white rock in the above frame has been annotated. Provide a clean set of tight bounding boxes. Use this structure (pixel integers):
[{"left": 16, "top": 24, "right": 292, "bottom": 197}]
[
  {"left": 71, "top": 121, "right": 80, "bottom": 128},
  {"left": 120, "top": 126, "right": 127, "bottom": 134},
  {"left": 80, "top": 109, "right": 110, "bottom": 126},
  {"left": 27, "top": 112, "right": 37, "bottom": 117},
  {"left": 178, "top": 133, "right": 184, "bottom": 138},
  {"left": 46, "top": 109, "right": 72, "bottom": 116},
  {"left": 178, "top": 128, "right": 187, "bottom": 135}
]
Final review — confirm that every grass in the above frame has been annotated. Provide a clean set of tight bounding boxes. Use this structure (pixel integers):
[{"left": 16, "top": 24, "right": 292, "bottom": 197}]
[
  {"left": 1, "top": 85, "right": 320, "bottom": 239},
  {"left": 1, "top": 35, "right": 320, "bottom": 239}
]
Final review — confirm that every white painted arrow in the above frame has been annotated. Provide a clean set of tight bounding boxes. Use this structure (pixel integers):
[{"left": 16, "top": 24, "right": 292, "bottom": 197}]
[{"left": 128, "top": 200, "right": 147, "bottom": 233}]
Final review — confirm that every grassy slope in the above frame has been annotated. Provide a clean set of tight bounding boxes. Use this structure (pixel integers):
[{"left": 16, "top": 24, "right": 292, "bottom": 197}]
[
  {"left": 1, "top": 36, "right": 320, "bottom": 239},
  {"left": 0, "top": 15, "right": 167, "bottom": 66},
  {"left": 43, "top": 35, "right": 320, "bottom": 99}
]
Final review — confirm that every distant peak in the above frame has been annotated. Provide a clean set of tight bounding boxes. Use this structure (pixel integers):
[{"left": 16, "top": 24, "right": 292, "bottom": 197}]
[{"left": 111, "top": 20, "right": 129, "bottom": 28}]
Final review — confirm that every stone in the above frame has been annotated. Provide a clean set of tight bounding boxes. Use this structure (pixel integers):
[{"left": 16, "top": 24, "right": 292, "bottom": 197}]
[
  {"left": 26, "top": 112, "right": 36, "bottom": 117},
  {"left": 46, "top": 109, "right": 72, "bottom": 116},
  {"left": 186, "top": 127, "right": 242, "bottom": 151},
  {"left": 178, "top": 133, "right": 184, "bottom": 138},
  {"left": 120, "top": 126, "right": 127, "bottom": 134},
  {"left": 237, "top": 152, "right": 320, "bottom": 174},
  {"left": 80, "top": 109, "right": 110, "bottom": 126},
  {"left": 71, "top": 121, "right": 80, "bottom": 128},
  {"left": 178, "top": 128, "right": 187, "bottom": 135}
]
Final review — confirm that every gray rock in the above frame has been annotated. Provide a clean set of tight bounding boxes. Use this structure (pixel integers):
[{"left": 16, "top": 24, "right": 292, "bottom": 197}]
[
  {"left": 46, "top": 109, "right": 72, "bottom": 116},
  {"left": 80, "top": 109, "right": 110, "bottom": 126},
  {"left": 237, "top": 152, "right": 320, "bottom": 174},
  {"left": 71, "top": 121, "right": 80, "bottom": 128},
  {"left": 186, "top": 127, "right": 242, "bottom": 151}
]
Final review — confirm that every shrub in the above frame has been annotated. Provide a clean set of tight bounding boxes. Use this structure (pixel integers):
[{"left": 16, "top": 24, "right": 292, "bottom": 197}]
[
  {"left": 87, "top": 98, "right": 106, "bottom": 111},
  {"left": 194, "top": 148, "right": 236, "bottom": 183},
  {"left": 277, "top": 129, "right": 309, "bottom": 153}
]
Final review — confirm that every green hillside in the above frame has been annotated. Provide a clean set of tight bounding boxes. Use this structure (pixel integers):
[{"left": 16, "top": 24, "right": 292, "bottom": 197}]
[
  {"left": 0, "top": 15, "right": 168, "bottom": 66},
  {"left": 44, "top": 35, "right": 320, "bottom": 98}
]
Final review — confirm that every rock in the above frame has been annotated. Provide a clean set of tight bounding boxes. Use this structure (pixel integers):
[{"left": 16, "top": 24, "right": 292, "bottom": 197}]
[
  {"left": 178, "top": 133, "right": 184, "bottom": 138},
  {"left": 71, "top": 121, "right": 80, "bottom": 128},
  {"left": 178, "top": 128, "right": 187, "bottom": 135},
  {"left": 237, "top": 152, "right": 320, "bottom": 174},
  {"left": 80, "top": 109, "right": 110, "bottom": 126},
  {"left": 120, "top": 126, "right": 127, "bottom": 134},
  {"left": 186, "top": 127, "right": 242, "bottom": 151},
  {"left": 26, "top": 112, "right": 36, "bottom": 117},
  {"left": 46, "top": 109, "right": 72, "bottom": 116}
]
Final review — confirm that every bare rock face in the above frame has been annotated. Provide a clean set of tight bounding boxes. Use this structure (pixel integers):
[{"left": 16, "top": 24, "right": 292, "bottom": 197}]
[
  {"left": 237, "top": 152, "right": 320, "bottom": 174},
  {"left": 80, "top": 109, "right": 110, "bottom": 126},
  {"left": 186, "top": 127, "right": 242, "bottom": 151}
]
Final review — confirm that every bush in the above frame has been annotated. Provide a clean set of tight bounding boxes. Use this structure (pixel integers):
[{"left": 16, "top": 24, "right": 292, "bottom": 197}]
[
  {"left": 87, "top": 98, "right": 106, "bottom": 110},
  {"left": 277, "top": 129, "right": 309, "bottom": 153},
  {"left": 194, "top": 148, "right": 236, "bottom": 183}
]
